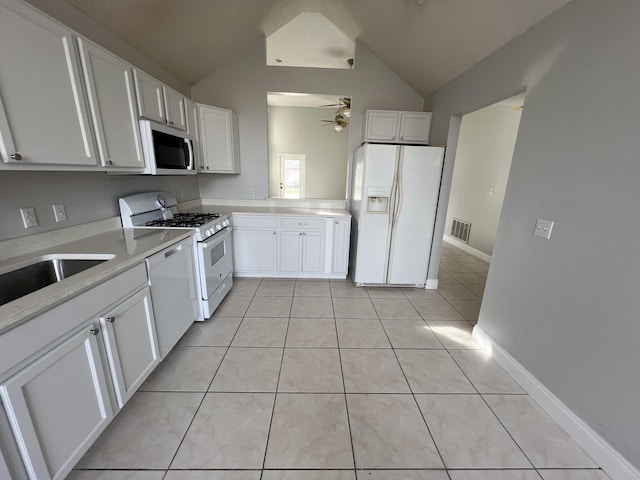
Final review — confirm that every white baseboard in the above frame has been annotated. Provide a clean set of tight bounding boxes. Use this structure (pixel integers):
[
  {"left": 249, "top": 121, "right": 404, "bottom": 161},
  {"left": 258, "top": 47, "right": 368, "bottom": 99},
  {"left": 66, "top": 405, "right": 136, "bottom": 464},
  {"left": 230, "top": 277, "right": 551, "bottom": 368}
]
[
  {"left": 443, "top": 235, "right": 492, "bottom": 263},
  {"left": 472, "top": 326, "right": 640, "bottom": 480},
  {"left": 425, "top": 278, "right": 438, "bottom": 290}
]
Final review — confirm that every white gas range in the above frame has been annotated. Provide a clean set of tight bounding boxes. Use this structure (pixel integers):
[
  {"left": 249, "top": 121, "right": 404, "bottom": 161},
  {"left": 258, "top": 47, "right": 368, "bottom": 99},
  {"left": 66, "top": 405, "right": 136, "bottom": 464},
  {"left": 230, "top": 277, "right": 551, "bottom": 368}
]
[{"left": 119, "top": 191, "right": 233, "bottom": 319}]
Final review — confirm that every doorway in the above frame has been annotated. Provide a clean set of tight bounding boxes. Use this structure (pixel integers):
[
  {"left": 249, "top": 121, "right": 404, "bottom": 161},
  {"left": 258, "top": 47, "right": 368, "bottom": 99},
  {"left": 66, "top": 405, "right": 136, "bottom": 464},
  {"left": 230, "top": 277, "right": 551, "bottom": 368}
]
[
  {"left": 278, "top": 153, "right": 307, "bottom": 199},
  {"left": 437, "top": 92, "right": 525, "bottom": 321}
]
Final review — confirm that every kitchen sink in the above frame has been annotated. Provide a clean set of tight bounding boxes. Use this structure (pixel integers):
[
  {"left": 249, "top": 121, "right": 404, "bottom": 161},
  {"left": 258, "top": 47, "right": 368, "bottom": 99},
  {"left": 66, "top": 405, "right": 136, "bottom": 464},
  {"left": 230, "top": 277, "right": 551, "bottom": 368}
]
[{"left": 0, "top": 255, "right": 115, "bottom": 307}]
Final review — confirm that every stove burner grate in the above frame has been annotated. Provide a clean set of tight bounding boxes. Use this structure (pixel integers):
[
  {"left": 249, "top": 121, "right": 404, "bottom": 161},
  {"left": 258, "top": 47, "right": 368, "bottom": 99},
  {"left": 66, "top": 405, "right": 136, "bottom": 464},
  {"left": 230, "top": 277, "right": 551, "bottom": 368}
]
[{"left": 145, "top": 212, "right": 220, "bottom": 228}]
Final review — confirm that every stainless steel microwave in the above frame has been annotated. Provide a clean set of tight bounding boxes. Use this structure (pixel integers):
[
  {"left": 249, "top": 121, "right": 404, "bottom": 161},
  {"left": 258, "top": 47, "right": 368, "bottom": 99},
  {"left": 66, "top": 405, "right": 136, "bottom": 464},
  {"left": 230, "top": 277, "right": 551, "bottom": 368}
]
[{"left": 139, "top": 120, "right": 196, "bottom": 175}]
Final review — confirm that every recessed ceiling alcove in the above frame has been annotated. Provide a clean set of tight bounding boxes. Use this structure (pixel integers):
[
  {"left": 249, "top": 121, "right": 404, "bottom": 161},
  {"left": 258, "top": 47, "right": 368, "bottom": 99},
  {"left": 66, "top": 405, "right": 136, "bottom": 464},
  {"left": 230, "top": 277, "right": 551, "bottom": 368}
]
[{"left": 266, "top": 12, "right": 355, "bottom": 69}]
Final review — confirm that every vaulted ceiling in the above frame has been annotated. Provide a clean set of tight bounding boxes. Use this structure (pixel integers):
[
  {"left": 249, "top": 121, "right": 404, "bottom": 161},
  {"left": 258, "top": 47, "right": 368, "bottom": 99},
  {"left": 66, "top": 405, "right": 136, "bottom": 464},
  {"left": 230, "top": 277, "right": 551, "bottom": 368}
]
[{"left": 61, "top": 0, "right": 571, "bottom": 97}]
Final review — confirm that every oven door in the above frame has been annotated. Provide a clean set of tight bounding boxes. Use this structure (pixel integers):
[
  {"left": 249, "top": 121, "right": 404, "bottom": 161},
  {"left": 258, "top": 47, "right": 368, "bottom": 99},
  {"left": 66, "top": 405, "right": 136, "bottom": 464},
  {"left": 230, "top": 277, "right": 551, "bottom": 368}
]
[{"left": 197, "top": 227, "right": 233, "bottom": 300}]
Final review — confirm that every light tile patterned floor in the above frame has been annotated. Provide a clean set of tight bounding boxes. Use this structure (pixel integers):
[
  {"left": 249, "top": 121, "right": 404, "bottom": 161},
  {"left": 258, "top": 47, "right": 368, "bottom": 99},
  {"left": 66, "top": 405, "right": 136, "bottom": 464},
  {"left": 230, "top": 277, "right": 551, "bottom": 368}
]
[{"left": 70, "top": 243, "right": 610, "bottom": 480}]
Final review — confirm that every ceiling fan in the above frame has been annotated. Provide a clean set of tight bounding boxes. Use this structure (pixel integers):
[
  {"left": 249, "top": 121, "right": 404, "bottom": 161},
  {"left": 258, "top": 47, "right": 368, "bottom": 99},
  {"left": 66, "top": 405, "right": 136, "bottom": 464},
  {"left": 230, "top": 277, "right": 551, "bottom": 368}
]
[{"left": 321, "top": 97, "right": 351, "bottom": 131}]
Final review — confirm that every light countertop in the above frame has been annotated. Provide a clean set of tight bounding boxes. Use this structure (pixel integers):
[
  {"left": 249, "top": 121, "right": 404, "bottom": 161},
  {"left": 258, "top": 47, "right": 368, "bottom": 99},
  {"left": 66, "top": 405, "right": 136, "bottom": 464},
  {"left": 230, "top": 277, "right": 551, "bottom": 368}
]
[
  {"left": 0, "top": 228, "right": 193, "bottom": 334},
  {"left": 188, "top": 205, "right": 351, "bottom": 217}
]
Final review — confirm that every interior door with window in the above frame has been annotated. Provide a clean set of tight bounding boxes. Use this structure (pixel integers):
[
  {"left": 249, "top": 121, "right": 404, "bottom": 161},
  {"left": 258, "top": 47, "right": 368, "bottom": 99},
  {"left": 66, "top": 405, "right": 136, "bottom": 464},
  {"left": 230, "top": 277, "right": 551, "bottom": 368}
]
[{"left": 278, "top": 154, "right": 306, "bottom": 199}]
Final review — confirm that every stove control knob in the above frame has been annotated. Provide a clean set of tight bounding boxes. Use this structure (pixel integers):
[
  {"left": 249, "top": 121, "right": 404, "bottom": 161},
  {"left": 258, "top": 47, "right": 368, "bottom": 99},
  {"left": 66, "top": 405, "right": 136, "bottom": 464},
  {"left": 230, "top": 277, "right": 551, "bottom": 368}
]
[
  {"left": 216, "top": 224, "right": 222, "bottom": 231},
  {"left": 223, "top": 220, "right": 229, "bottom": 227},
  {"left": 204, "top": 228, "right": 211, "bottom": 236}
]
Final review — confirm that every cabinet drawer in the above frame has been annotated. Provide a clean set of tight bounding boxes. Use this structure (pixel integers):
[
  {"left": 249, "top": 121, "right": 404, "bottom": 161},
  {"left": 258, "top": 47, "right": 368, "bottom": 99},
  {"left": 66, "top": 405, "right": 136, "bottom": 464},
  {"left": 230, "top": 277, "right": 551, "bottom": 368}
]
[
  {"left": 280, "top": 217, "right": 326, "bottom": 230},
  {"left": 232, "top": 215, "right": 277, "bottom": 229}
]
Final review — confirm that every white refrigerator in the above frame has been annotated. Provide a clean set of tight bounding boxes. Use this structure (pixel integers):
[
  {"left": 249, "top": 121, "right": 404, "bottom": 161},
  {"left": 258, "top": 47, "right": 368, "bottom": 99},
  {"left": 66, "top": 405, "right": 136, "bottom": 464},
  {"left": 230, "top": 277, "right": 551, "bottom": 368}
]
[{"left": 350, "top": 144, "right": 444, "bottom": 286}]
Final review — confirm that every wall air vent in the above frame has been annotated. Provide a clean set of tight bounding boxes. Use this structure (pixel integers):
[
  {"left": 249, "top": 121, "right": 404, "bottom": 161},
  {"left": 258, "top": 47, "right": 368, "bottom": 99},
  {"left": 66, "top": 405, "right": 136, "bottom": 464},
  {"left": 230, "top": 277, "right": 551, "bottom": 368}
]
[{"left": 451, "top": 218, "right": 471, "bottom": 244}]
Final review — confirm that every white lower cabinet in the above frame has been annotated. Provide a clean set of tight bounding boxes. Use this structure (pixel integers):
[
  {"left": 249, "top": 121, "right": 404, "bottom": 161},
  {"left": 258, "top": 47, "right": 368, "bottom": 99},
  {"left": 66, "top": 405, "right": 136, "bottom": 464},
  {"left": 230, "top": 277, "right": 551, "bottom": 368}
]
[
  {"left": 233, "top": 228, "right": 279, "bottom": 274},
  {"left": 331, "top": 219, "right": 351, "bottom": 275},
  {"left": 0, "top": 325, "right": 113, "bottom": 480},
  {"left": 280, "top": 231, "right": 303, "bottom": 273},
  {"left": 232, "top": 214, "right": 349, "bottom": 278},
  {"left": 281, "top": 230, "right": 325, "bottom": 274},
  {"left": 0, "top": 263, "right": 161, "bottom": 480},
  {"left": 99, "top": 287, "right": 159, "bottom": 408}
]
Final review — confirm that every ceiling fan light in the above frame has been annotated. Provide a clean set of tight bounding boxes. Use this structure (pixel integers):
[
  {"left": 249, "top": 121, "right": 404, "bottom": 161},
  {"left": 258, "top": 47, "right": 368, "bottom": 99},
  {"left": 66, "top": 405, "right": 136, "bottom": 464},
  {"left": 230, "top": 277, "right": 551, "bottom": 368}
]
[
  {"left": 334, "top": 124, "right": 344, "bottom": 132},
  {"left": 343, "top": 108, "right": 351, "bottom": 118}
]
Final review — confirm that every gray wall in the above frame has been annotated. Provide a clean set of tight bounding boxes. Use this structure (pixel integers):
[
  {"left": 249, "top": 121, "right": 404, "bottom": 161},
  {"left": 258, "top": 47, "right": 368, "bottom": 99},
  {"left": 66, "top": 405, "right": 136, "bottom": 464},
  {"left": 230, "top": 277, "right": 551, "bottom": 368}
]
[
  {"left": 446, "top": 102, "right": 522, "bottom": 256},
  {"left": 268, "top": 106, "right": 350, "bottom": 199},
  {"left": 0, "top": 172, "right": 199, "bottom": 241},
  {"left": 426, "top": 0, "right": 640, "bottom": 468},
  {"left": 191, "top": 40, "right": 423, "bottom": 200}
]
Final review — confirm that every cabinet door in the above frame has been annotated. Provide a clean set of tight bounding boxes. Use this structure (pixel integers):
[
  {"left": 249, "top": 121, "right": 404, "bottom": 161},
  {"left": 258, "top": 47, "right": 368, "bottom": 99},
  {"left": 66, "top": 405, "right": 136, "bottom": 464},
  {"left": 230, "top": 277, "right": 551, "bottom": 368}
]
[
  {"left": 100, "top": 287, "right": 159, "bottom": 409},
  {"left": 184, "top": 98, "right": 201, "bottom": 169},
  {"left": 332, "top": 219, "right": 351, "bottom": 275},
  {"left": 198, "top": 104, "right": 240, "bottom": 173},
  {"left": 364, "top": 110, "right": 399, "bottom": 142},
  {"left": 302, "top": 231, "right": 325, "bottom": 273},
  {"left": 281, "top": 231, "right": 303, "bottom": 273},
  {"left": 162, "top": 87, "right": 186, "bottom": 131},
  {"left": 399, "top": 112, "right": 431, "bottom": 144},
  {"left": 0, "top": 325, "right": 113, "bottom": 480},
  {"left": 233, "top": 229, "right": 278, "bottom": 273},
  {"left": 0, "top": 0, "right": 97, "bottom": 167},
  {"left": 77, "top": 38, "right": 145, "bottom": 170},
  {"left": 133, "top": 70, "right": 165, "bottom": 124}
]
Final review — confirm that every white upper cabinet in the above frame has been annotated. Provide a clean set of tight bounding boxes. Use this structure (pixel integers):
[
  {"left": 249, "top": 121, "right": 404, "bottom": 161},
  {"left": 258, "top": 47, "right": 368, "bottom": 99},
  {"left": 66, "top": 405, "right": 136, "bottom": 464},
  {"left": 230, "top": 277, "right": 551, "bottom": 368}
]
[
  {"left": 364, "top": 110, "right": 432, "bottom": 144},
  {"left": 398, "top": 112, "right": 432, "bottom": 143},
  {"left": 0, "top": 0, "right": 97, "bottom": 167},
  {"left": 162, "top": 87, "right": 187, "bottom": 131},
  {"left": 133, "top": 69, "right": 187, "bottom": 131},
  {"left": 133, "top": 70, "right": 165, "bottom": 124},
  {"left": 364, "top": 110, "right": 400, "bottom": 142},
  {"left": 184, "top": 98, "right": 199, "bottom": 137},
  {"left": 184, "top": 98, "right": 201, "bottom": 167},
  {"left": 78, "top": 38, "right": 145, "bottom": 170},
  {"left": 198, "top": 104, "right": 241, "bottom": 174}
]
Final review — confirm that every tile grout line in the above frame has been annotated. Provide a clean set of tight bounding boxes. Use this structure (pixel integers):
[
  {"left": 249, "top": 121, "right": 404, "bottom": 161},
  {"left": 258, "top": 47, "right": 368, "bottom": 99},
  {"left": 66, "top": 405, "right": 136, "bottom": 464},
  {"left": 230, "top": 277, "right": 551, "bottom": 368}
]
[
  {"left": 332, "top": 283, "right": 359, "bottom": 478},
  {"left": 164, "top": 277, "right": 261, "bottom": 472},
  {"left": 447, "top": 328, "right": 541, "bottom": 475},
  {"left": 369, "top": 298, "right": 450, "bottom": 472},
  {"left": 258, "top": 278, "right": 295, "bottom": 479}
]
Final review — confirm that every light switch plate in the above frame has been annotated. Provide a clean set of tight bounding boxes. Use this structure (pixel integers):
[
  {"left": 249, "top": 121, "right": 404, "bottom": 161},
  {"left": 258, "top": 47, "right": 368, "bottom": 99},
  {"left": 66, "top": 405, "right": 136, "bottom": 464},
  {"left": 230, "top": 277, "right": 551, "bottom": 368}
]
[
  {"left": 534, "top": 218, "right": 554, "bottom": 239},
  {"left": 52, "top": 203, "right": 67, "bottom": 223}
]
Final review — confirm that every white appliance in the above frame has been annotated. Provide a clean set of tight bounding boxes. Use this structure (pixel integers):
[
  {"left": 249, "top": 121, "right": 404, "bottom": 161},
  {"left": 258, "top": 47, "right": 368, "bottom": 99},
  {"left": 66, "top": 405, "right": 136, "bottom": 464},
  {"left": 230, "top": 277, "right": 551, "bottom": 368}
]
[
  {"left": 139, "top": 120, "right": 196, "bottom": 175},
  {"left": 146, "top": 237, "right": 200, "bottom": 358},
  {"left": 350, "top": 144, "right": 444, "bottom": 286},
  {"left": 119, "top": 192, "right": 233, "bottom": 320}
]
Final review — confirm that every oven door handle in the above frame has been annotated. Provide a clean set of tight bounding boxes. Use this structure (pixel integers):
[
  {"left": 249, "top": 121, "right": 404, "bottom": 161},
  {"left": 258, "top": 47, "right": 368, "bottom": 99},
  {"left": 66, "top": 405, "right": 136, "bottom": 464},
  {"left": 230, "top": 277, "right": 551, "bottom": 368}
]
[{"left": 201, "top": 227, "right": 232, "bottom": 249}]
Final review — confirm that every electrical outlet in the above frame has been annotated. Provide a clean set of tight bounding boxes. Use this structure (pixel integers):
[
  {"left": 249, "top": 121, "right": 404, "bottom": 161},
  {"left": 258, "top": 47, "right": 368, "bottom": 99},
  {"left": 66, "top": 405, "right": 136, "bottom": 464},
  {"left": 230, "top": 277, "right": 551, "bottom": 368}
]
[
  {"left": 20, "top": 207, "right": 38, "bottom": 228},
  {"left": 52, "top": 203, "right": 67, "bottom": 223},
  {"left": 533, "top": 218, "right": 554, "bottom": 239},
  {"left": 249, "top": 189, "right": 255, "bottom": 198}
]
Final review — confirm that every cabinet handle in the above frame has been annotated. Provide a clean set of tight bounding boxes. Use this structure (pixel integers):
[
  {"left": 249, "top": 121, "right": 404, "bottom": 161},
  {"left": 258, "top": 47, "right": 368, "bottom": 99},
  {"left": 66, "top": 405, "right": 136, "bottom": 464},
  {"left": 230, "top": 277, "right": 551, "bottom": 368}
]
[
  {"left": 106, "top": 160, "right": 113, "bottom": 165},
  {"left": 10, "top": 153, "right": 22, "bottom": 161},
  {"left": 89, "top": 327, "right": 100, "bottom": 336},
  {"left": 105, "top": 316, "right": 115, "bottom": 323},
  {"left": 400, "top": 136, "right": 404, "bottom": 140},
  {"left": 273, "top": 231, "right": 277, "bottom": 235},
  {"left": 168, "top": 120, "right": 174, "bottom": 126},
  {"left": 392, "top": 136, "right": 396, "bottom": 140}
]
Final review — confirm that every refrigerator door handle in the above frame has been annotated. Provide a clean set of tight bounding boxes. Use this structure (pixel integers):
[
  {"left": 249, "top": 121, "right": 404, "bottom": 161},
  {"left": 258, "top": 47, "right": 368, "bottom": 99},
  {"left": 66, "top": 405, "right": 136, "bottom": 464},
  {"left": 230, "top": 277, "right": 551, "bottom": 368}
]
[{"left": 386, "top": 147, "right": 404, "bottom": 282}]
